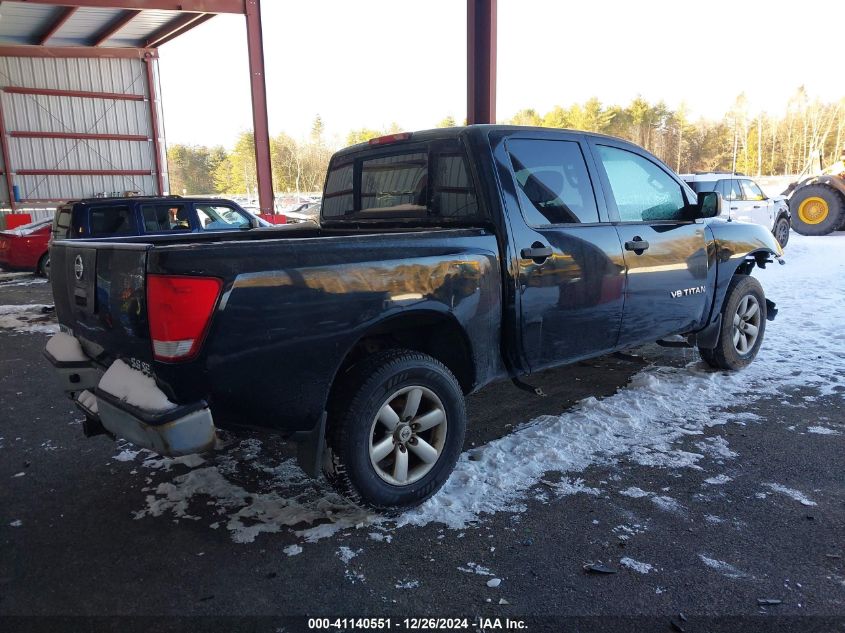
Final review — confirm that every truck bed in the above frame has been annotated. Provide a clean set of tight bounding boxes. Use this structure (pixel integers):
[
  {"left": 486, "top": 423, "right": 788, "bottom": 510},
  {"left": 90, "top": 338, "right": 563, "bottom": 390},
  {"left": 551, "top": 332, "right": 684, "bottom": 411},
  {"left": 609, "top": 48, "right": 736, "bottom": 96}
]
[{"left": 50, "top": 224, "right": 504, "bottom": 433}]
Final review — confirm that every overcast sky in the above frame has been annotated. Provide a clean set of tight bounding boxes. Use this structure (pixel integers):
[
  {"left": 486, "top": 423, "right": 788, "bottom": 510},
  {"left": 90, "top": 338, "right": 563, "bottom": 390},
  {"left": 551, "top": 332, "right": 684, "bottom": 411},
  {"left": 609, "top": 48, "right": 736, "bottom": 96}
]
[{"left": 157, "top": 0, "right": 843, "bottom": 148}]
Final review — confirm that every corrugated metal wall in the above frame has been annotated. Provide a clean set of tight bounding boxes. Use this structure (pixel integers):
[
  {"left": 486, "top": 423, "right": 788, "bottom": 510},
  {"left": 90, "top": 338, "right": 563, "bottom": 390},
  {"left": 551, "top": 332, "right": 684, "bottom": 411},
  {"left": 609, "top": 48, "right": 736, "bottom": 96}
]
[{"left": 0, "top": 55, "right": 164, "bottom": 204}]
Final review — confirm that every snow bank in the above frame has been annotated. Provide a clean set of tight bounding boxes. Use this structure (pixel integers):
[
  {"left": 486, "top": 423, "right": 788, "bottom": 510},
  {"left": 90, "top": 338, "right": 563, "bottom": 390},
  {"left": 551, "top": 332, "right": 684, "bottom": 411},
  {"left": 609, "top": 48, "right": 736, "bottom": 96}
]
[
  {"left": 45, "top": 332, "right": 88, "bottom": 362},
  {"left": 98, "top": 359, "right": 176, "bottom": 412}
]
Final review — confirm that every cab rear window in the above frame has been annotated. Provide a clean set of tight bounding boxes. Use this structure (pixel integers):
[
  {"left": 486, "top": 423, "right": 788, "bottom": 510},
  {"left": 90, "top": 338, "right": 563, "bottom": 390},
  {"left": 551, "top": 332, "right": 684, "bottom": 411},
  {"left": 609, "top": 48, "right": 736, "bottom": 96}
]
[{"left": 322, "top": 140, "right": 482, "bottom": 224}]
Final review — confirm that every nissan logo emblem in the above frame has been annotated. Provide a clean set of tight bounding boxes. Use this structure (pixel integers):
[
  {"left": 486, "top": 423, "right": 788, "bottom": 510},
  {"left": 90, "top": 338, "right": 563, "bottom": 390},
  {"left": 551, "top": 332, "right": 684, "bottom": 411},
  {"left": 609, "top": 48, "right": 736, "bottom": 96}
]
[{"left": 74, "top": 255, "right": 84, "bottom": 281}]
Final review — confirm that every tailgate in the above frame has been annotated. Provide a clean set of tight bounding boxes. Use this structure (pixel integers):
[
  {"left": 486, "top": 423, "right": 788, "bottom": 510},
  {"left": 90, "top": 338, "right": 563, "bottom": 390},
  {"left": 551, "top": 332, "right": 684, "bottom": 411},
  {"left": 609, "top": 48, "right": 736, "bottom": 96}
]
[{"left": 50, "top": 240, "right": 154, "bottom": 363}]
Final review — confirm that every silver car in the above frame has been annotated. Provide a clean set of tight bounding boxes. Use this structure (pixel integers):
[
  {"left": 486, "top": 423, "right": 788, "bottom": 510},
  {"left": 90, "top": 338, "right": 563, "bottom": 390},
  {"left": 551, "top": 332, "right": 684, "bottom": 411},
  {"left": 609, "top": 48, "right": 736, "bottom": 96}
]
[{"left": 681, "top": 173, "right": 791, "bottom": 247}]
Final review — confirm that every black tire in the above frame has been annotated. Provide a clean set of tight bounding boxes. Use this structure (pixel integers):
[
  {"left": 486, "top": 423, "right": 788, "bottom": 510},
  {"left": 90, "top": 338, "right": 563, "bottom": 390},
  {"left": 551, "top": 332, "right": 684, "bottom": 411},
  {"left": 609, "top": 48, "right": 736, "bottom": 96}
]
[
  {"left": 789, "top": 184, "right": 844, "bottom": 236},
  {"left": 773, "top": 215, "right": 790, "bottom": 247},
  {"left": 699, "top": 275, "right": 766, "bottom": 371},
  {"left": 324, "top": 349, "right": 466, "bottom": 512},
  {"left": 37, "top": 252, "right": 49, "bottom": 278}
]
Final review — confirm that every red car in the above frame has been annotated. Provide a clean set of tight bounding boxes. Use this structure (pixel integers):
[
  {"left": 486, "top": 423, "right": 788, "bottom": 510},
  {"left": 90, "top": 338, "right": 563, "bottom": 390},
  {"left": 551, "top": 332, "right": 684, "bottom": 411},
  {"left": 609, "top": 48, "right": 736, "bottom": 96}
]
[{"left": 0, "top": 219, "right": 52, "bottom": 276}]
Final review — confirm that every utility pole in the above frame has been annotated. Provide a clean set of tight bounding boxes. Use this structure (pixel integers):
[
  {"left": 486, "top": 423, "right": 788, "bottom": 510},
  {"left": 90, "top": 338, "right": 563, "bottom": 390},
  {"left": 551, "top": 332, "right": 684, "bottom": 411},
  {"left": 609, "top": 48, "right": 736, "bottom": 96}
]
[
  {"left": 732, "top": 117, "right": 738, "bottom": 174},
  {"left": 757, "top": 114, "right": 762, "bottom": 176}
]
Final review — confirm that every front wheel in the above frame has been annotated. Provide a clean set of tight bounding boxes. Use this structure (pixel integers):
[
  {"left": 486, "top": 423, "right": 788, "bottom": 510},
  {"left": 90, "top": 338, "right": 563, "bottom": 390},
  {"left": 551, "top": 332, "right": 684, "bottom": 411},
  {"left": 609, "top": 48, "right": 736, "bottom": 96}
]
[
  {"left": 37, "top": 253, "right": 50, "bottom": 278},
  {"left": 699, "top": 275, "right": 767, "bottom": 371},
  {"left": 324, "top": 349, "right": 466, "bottom": 511}
]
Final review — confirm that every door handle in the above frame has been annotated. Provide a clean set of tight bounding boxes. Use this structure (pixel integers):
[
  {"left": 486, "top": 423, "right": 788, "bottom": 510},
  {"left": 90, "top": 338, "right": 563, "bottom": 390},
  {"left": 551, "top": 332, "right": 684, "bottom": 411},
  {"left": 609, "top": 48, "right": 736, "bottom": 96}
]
[
  {"left": 624, "top": 238, "right": 650, "bottom": 253},
  {"left": 521, "top": 243, "right": 553, "bottom": 262},
  {"left": 730, "top": 206, "right": 738, "bottom": 210},
  {"left": 753, "top": 205, "right": 761, "bottom": 208}
]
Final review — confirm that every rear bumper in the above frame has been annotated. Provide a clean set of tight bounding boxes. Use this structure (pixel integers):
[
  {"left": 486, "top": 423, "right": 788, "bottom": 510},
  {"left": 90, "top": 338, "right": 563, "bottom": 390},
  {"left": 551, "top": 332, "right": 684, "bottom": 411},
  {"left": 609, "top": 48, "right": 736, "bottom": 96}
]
[
  {"left": 43, "top": 348, "right": 104, "bottom": 392},
  {"left": 95, "top": 389, "right": 216, "bottom": 456},
  {"left": 44, "top": 346, "right": 216, "bottom": 456}
]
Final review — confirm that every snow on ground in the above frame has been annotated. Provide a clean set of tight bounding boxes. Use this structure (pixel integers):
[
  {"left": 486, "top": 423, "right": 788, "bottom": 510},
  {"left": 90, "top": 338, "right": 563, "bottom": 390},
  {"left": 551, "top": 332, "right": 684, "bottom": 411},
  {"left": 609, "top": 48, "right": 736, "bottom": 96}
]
[
  {"left": 118, "top": 234, "right": 845, "bottom": 544},
  {"left": 0, "top": 304, "right": 57, "bottom": 334},
  {"left": 763, "top": 483, "right": 817, "bottom": 507},
  {"left": 619, "top": 486, "right": 650, "bottom": 499},
  {"left": 698, "top": 554, "right": 749, "bottom": 579},
  {"left": 620, "top": 557, "right": 654, "bottom": 574},
  {"left": 395, "top": 579, "right": 420, "bottom": 589},
  {"left": 806, "top": 425, "right": 839, "bottom": 435}
]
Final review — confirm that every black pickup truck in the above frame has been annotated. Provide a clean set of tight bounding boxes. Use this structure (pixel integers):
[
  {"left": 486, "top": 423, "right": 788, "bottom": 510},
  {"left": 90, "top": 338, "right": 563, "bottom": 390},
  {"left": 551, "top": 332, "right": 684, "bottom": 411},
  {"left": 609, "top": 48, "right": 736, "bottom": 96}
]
[{"left": 45, "top": 126, "right": 783, "bottom": 510}]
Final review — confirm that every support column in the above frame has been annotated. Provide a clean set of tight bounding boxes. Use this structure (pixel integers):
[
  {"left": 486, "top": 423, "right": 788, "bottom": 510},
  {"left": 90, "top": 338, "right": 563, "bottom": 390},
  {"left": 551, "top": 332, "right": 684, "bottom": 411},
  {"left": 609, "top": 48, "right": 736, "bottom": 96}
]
[
  {"left": 467, "top": 0, "right": 497, "bottom": 125},
  {"left": 245, "top": 0, "right": 274, "bottom": 214},
  {"left": 144, "top": 53, "right": 165, "bottom": 195},
  {"left": 0, "top": 92, "right": 16, "bottom": 211}
]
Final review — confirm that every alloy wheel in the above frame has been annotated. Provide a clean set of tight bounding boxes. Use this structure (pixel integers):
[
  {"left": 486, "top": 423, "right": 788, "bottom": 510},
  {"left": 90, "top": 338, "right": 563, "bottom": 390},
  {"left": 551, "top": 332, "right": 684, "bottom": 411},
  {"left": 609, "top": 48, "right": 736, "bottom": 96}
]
[{"left": 368, "top": 385, "right": 448, "bottom": 486}]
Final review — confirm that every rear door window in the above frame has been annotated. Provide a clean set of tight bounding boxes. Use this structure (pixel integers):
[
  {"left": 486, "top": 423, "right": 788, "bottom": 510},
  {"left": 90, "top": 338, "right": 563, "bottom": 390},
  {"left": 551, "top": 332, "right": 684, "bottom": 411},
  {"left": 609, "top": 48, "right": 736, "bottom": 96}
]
[
  {"left": 195, "top": 204, "right": 251, "bottom": 230},
  {"left": 506, "top": 139, "right": 600, "bottom": 225},
  {"left": 89, "top": 205, "right": 136, "bottom": 237},
  {"left": 718, "top": 179, "right": 742, "bottom": 201},
  {"left": 140, "top": 203, "right": 192, "bottom": 232}
]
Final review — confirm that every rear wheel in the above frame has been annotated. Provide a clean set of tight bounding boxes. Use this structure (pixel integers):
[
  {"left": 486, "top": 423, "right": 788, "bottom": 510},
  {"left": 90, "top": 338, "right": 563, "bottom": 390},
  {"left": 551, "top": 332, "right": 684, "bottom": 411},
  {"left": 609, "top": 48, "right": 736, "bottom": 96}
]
[
  {"left": 773, "top": 215, "right": 790, "bottom": 247},
  {"left": 324, "top": 349, "right": 466, "bottom": 511},
  {"left": 699, "top": 275, "right": 766, "bottom": 371},
  {"left": 789, "top": 184, "right": 844, "bottom": 236},
  {"left": 37, "top": 253, "right": 49, "bottom": 278}
]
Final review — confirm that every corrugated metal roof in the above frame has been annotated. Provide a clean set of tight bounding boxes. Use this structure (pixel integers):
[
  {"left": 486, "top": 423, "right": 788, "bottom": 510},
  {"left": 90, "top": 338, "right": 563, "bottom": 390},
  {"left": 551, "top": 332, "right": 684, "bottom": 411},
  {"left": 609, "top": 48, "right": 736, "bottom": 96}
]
[
  {"left": 0, "top": 2, "right": 218, "bottom": 48},
  {"left": 0, "top": 3, "right": 57, "bottom": 44}
]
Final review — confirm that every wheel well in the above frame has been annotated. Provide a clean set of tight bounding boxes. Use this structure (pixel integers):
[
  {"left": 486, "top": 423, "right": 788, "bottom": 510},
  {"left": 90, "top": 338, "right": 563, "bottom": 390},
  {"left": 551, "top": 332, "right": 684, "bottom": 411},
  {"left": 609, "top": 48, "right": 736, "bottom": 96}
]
[
  {"left": 734, "top": 249, "right": 777, "bottom": 276},
  {"left": 332, "top": 312, "right": 475, "bottom": 396}
]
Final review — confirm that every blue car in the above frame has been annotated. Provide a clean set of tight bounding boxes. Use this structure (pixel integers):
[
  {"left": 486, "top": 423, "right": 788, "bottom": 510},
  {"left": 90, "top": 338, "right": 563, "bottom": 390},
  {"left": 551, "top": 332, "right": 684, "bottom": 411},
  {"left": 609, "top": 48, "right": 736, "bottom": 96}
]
[{"left": 51, "top": 195, "right": 268, "bottom": 240}]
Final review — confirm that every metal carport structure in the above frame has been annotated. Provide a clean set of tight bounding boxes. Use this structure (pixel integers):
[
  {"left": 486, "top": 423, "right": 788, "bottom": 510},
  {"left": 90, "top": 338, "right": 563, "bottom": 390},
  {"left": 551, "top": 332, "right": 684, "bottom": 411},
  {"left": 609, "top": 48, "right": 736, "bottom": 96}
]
[
  {"left": 0, "top": 0, "right": 497, "bottom": 216},
  {"left": 0, "top": 0, "right": 273, "bottom": 212}
]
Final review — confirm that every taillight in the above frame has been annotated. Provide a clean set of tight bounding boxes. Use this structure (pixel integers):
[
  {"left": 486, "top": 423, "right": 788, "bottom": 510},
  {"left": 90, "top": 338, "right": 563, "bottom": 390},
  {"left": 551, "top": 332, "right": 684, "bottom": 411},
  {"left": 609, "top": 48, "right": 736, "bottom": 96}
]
[{"left": 147, "top": 275, "right": 222, "bottom": 362}]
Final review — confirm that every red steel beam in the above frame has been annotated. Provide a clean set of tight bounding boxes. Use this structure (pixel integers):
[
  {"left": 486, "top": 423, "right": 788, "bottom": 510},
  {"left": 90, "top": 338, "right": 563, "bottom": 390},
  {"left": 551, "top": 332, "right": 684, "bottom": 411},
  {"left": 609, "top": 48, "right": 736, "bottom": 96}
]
[
  {"left": 143, "top": 56, "right": 165, "bottom": 195},
  {"left": 91, "top": 9, "right": 142, "bottom": 46},
  {"left": 16, "top": 1, "right": 245, "bottom": 14},
  {"left": 144, "top": 12, "right": 206, "bottom": 48},
  {"left": 0, "top": 94, "right": 18, "bottom": 211},
  {"left": 37, "top": 6, "right": 79, "bottom": 45},
  {"left": 0, "top": 45, "right": 158, "bottom": 59},
  {"left": 245, "top": 0, "right": 273, "bottom": 214},
  {"left": 10, "top": 131, "right": 149, "bottom": 141},
  {"left": 16, "top": 169, "right": 151, "bottom": 176},
  {"left": 467, "top": 0, "right": 497, "bottom": 125},
  {"left": 3, "top": 86, "right": 145, "bottom": 101},
  {"left": 146, "top": 13, "right": 214, "bottom": 48}
]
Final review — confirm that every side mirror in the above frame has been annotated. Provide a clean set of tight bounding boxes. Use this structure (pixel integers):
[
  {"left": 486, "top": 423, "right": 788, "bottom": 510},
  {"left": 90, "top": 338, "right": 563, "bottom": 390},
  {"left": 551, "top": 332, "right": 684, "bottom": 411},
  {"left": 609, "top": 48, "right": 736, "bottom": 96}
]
[{"left": 697, "top": 191, "right": 722, "bottom": 218}]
